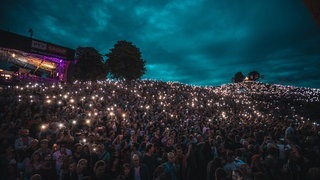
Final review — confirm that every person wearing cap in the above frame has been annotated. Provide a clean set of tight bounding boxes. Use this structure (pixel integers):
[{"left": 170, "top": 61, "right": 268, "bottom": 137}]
[{"left": 34, "top": 139, "right": 51, "bottom": 161}]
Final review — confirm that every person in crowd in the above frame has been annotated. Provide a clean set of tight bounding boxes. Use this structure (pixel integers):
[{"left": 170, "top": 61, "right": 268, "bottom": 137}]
[
  {"left": 238, "top": 163, "right": 253, "bottom": 180},
  {"left": 174, "top": 145, "right": 187, "bottom": 180},
  {"left": 26, "top": 138, "right": 39, "bottom": 157},
  {"left": 161, "top": 152, "right": 179, "bottom": 180},
  {"left": 285, "top": 121, "right": 301, "bottom": 145},
  {"left": 56, "top": 129, "right": 75, "bottom": 148},
  {"left": 76, "top": 158, "right": 91, "bottom": 179},
  {"left": 116, "top": 163, "right": 131, "bottom": 180},
  {"left": 195, "top": 134, "right": 211, "bottom": 180},
  {"left": 0, "top": 145, "right": 18, "bottom": 179},
  {"left": 130, "top": 153, "right": 150, "bottom": 180},
  {"left": 223, "top": 151, "right": 237, "bottom": 178},
  {"left": 108, "top": 154, "right": 122, "bottom": 179},
  {"left": 185, "top": 141, "right": 197, "bottom": 180},
  {"left": 232, "top": 169, "right": 244, "bottom": 180},
  {"left": 92, "top": 160, "right": 108, "bottom": 180},
  {"left": 207, "top": 157, "right": 223, "bottom": 180},
  {"left": 30, "top": 173, "right": 42, "bottom": 180},
  {"left": 72, "top": 143, "right": 83, "bottom": 163},
  {"left": 60, "top": 161, "right": 78, "bottom": 180},
  {"left": 141, "top": 143, "right": 158, "bottom": 178},
  {"left": 250, "top": 154, "right": 264, "bottom": 174},
  {"left": 262, "top": 144, "right": 281, "bottom": 179},
  {"left": 37, "top": 154, "right": 58, "bottom": 180},
  {"left": 25, "top": 151, "right": 43, "bottom": 177},
  {"left": 14, "top": 128, "right": 35, "bottom": 151},
  {"left": 34, "top": 139, "right": 52, "bottom": 161},
  {"left": 52, "top": 141, "right": 72, "bottom": 175},
  {"left": 215, "top": 167, "right": 227, "bottom": 180}
]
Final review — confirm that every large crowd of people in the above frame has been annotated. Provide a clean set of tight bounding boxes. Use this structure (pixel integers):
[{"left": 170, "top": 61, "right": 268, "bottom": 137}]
[{"left": 0, "top": 80, "right": 319, "bottom": 180}]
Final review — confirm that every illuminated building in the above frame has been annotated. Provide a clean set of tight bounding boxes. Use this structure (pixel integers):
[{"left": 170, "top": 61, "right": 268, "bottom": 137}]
[{"left": 0, "top": 29, "right": 75, "bottom": 83}]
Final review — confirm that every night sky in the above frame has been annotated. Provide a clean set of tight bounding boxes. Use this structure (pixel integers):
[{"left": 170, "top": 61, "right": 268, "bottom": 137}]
[{"left": 1, "top": 0, "right": 320, "bottom": 88}]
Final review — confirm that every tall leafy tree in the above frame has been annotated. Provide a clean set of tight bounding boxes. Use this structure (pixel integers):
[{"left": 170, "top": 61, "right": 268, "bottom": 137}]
[
  {"left": 248, "top": 71, "right": 260, "bottom": 81},
  {"left": 74, "top": 47, "right": 106, "bottom": 81},
  {"left": 232, "top": 72, "right": 245, "bottom": 83},
  {"left": 106, "top": 40, "right": 146, "bottom": 81}
]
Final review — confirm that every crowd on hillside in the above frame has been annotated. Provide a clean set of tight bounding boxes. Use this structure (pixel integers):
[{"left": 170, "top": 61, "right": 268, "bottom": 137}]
[{"left": 0, "top": 80, "right": 320, "bottom": 180}]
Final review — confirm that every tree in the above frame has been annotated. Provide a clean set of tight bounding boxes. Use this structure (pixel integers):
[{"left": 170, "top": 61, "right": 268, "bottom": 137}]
[
  {"left": 74, "top": 47, "right": 106, "bottom": 81},
  {"left": 232, "top": 72, "right": 245, "bottom": 83},
  {"left": 248, "top": 71, "right": 260, "bottom": 81},
  {"left": 106, "top": 40, "right": 146, "bottom": 81}
]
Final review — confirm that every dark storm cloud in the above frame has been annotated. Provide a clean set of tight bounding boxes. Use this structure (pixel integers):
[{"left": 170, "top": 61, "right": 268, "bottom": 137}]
[{"left": 1, "top": 0, "right": 320, "bottom": 88}]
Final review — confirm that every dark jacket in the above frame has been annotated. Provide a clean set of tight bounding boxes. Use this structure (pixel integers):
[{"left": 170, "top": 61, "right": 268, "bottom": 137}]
[{"left": 130, "top": 163, "right": 150, "bottom": 180}]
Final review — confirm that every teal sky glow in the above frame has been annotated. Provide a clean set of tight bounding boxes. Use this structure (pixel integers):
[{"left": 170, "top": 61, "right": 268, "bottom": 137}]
[{"left": 1, "top": 0, "right": 320, "bottom": 88}]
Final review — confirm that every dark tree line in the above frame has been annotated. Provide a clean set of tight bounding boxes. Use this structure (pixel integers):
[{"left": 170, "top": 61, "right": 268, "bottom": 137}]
[
  {"left": 106, "top": 40, "right": 146, "bottom": 81},
  {"left": 73, "top": 40, "right": 263, "bottom": 85},
  {"left": 232, "top": 71, "right": 262, "bottom": 83},
  {"left": 74, "top": 47, "right": 106, "bottom": 81},
  {"left": 74, "top": 40, "right": 146, "bottom": 81}
]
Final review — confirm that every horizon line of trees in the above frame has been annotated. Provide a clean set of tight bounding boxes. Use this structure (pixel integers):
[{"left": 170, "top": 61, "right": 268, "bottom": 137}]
[
  {"left": 73, "top": 40, "right": 146, "bottom": 82},
  {"left": 232, "top": 71, "right": 263, "bottom": 83},
  {"left": 72, "top": 40, "right": 264, "bottom": 85}
]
